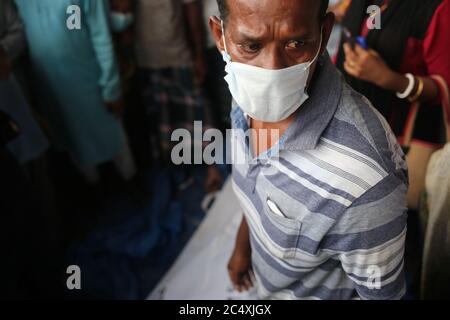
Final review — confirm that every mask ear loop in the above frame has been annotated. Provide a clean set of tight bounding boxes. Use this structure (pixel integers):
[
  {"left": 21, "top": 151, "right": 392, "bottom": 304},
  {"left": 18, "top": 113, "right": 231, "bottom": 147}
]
[
  {"left": 304, "top": 27, "right": 324, "bottom": 94},
  {"left": 220, "top": 20, "right": 228, "bottom": 53},
  {"left": 307, "top": 27, "right": 324, "bottom": 68},
  {"left": 221, "top": 20, "right": 232, "bottom": 62}
]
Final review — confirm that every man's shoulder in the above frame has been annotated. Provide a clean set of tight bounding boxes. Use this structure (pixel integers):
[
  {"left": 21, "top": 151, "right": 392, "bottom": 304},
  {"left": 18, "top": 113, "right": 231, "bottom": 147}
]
[
  {"left": 274, "top": 83, "right": 408, "bottom": 247},
  {"left": 323, "top": 82, "right": 408, "bottom": 184},
  {"left": 312, "top": 85, "right": 409, "bottom": 249},
  {"left": 280, "top": 82, "right": 408, "bottom": 208}
]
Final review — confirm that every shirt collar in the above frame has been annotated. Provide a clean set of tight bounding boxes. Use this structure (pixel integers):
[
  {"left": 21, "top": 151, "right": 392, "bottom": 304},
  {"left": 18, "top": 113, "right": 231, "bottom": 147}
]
[{"left": 230, "top": 52, "right": 343, "bottom": 152}]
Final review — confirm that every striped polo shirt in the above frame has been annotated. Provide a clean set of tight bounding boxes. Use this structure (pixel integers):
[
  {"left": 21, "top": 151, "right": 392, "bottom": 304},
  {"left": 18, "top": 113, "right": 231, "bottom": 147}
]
[{"left": 230, "top": 54, "right": 408, "bottom": 300}]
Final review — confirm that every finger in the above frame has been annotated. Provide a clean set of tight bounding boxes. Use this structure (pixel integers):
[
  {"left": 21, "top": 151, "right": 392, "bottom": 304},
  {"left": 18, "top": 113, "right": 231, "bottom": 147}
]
[
  {"left": 249, "top": 268, "right": 256, "bottom": 282},
  {"left": 235, "top": 277, "right": 245, "bottom": 292},
  {"left": 243, "top": 274, "right": 253, "bottom": 290},
  {"left": 344, "top": 61, "right": 359, "bottom": 77},
  {"left": 354, "top": 44, "right": 367, "bottom": 55},
  {"left": 343, "top": 61, "right": 355, "bottom": 76},
  {"left": 228, "top": 269, "right": 239, "bottom": 288},
  {"left": 343, "top": 42, "right": 351, "bottom": 52},
  {"left": 240, "top": 275, "right": 249, "bottom": 291},
  {"left": 345, "top": 52, "right": 359, "bottom": 66},
  {"left": 343, "top": 43, "right": 357, "bottom": 60},
  {"left": 344, "top": 45, "right": 361, "bottom": 65},
  {"left": 345, "top": 55, "right": 359, "bottom": 70},
  {"left": 232, "top": 281, "right": 242, "bottom": 293},
  {"left": 343, "top": 43, "right": 351, "bottom": 55},
  {"left": 368, "top": 49, "right": 382, "bottom": 59}
]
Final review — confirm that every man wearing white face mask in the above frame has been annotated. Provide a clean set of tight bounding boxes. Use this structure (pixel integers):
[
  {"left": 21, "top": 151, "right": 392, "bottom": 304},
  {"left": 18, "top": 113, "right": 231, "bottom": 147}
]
[{"left": 209, "top": 0, "right": 408, "bottom": 300}]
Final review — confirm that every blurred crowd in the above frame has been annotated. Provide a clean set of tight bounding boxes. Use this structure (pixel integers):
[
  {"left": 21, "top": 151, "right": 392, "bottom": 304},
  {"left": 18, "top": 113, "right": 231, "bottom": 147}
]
[{"left": 0, "top": 0, "right": 449, "bottom": 299}]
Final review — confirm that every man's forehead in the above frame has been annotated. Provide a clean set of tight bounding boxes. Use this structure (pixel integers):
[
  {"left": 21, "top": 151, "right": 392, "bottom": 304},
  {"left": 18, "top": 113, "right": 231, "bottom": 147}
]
[
  {"left": 226, "top": 0, "right": 319, "bottom": 37},
  {"left": 227, "top": 0, "right": 321, "bottom": 21}
]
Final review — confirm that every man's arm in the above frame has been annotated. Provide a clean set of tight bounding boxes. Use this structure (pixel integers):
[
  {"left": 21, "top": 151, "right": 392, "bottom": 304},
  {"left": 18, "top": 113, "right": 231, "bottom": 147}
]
[
  {"left": 183, "top": 0, "right": 207, "bottom": 85},
  {"left": 83, "top": 0, "right": 123, "bottom": 114},
  {"left": 228, "top": 216, "right": 253, "bottom": 292},
  {"left": 332, "top": 174, "right": 408, "bottom": 300}
]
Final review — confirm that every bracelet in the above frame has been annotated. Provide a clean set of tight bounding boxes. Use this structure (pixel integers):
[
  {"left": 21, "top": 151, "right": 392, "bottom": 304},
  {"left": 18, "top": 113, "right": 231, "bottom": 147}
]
[
  {"left": 408, "top": 76, "right": 424, "bottom": 102},
  {"left": 396, "top": 73, "right": 415, "bottom": 99}
]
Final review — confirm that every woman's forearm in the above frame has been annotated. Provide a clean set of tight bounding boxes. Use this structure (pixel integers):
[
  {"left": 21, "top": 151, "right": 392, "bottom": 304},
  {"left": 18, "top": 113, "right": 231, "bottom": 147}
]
[
  {"left": 379, "top": 70, "right": 439, "bottom": 103},
  {"left": 378, "top": 70, "right": 409, "bottom": 94},
  {"left": 419, "top": 77, "right": 440, "bottom": 102}
]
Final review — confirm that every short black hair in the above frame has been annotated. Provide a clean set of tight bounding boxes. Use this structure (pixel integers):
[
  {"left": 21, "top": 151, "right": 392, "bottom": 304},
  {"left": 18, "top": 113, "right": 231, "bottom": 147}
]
[{"left": 217, "top": 0, "right": 330, "bottom": 22}]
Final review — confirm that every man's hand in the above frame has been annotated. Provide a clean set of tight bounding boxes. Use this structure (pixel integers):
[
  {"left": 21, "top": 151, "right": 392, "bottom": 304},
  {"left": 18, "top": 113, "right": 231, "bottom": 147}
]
[
  {"left": 228, "top": 217, "right": 253, "bottom": 292},
  {"left": 0, "top": 47, "right": 12, "bottom": 81},
  {"left": 228, "top": 244, "right": 254, "bottom": 292},
  {"left": 343, "top": 43, "right": 392, "bottom": 88},
  {"left": 105, "top": 98, "right": 125, "bottom": 117}
]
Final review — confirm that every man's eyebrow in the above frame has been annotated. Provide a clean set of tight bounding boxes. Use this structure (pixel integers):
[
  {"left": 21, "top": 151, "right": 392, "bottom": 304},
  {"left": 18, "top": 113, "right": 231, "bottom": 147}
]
[
  {"left": 280, "top": 32, "right": 314, "bottom": 41},
  {"left": 235, "top": 30, "right": 314, "bottom": 42},
  {"left": 234, "top": 30, "right": 267, "bottom": 42}
]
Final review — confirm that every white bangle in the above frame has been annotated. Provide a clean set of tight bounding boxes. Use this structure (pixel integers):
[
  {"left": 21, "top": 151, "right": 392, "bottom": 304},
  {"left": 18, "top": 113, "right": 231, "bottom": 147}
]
[{"left": 396, "top": 73, "right": 415, "bottom": 99}]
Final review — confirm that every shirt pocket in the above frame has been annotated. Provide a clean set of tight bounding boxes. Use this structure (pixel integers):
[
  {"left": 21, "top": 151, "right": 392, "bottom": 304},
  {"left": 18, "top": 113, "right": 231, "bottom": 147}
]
[{"left": 259, "top": 197, "right": 302, "bottom": 260}]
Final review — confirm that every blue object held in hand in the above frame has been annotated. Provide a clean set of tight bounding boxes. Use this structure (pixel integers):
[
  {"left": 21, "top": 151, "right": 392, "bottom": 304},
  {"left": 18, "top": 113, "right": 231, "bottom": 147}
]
[{"left": 356, "top": 36, "right": 368, "bottom": 50}]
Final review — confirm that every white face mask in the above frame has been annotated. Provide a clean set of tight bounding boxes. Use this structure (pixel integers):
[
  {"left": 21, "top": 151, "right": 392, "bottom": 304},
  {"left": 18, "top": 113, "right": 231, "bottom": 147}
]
[
  {"left": 221, "top": 21, "right": 323, "bottom": 123},
  {"left": 110, "top": 12, "right": 134, "bottom": 33}
]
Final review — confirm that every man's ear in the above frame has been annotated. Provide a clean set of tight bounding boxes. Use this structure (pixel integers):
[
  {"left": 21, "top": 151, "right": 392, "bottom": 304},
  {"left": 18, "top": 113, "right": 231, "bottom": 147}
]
[
  {"left": 320, "top": 12, "right": 336, "bottom": 55},
  {"left": 209, "top": 15, "right": 225, "bottom": 53}
]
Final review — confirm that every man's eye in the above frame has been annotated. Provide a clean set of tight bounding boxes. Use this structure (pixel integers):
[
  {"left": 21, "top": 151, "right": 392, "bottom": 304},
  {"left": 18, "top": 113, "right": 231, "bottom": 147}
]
[
  {"left": 286, "top": 40, "right": 306, "bottom": 49},
  {"left": 239, "top": 43, "right": 262, "bottom": 53}
]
